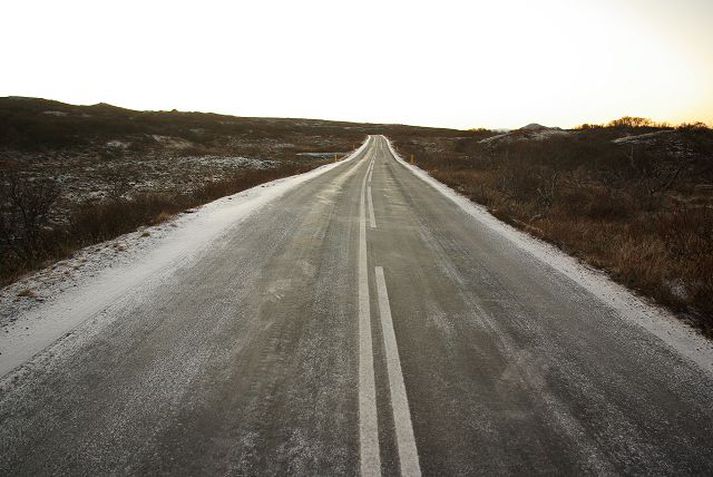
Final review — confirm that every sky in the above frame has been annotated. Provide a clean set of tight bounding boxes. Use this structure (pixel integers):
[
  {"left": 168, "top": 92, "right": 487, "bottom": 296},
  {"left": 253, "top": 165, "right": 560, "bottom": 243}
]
[{"left": 2, "top": 0, "right": 712, "bottom": 130}]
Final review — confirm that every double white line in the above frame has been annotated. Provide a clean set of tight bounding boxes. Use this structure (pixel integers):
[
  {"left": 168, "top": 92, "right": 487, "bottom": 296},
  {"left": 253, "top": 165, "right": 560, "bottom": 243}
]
[{"left": 358, "top": 139, "right": 421, "bottom": 476}]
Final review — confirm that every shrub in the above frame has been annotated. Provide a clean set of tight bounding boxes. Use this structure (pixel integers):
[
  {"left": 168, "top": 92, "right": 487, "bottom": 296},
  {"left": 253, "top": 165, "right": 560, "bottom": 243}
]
[{"left": 392, "top": 124, "right": 713, "bottom": 335}]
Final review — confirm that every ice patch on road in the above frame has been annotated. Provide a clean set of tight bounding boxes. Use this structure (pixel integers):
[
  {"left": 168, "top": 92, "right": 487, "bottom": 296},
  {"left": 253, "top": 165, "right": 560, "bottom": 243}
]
[
  {"left": 0, "top": 139, "right": 370, "bottom": 377},
  {"left": 383, "top": 136, "right": 713, "bottom": 376}
]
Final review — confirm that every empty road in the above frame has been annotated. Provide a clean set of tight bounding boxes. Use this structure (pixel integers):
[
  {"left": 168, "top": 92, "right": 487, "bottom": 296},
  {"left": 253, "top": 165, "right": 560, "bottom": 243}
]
[{"left": 1, "top": 136, "right": 713, "bottom": 475}]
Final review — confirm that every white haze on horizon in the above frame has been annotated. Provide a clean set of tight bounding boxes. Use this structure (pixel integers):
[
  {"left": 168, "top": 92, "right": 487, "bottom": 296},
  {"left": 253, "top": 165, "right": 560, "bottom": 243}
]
[{"left": 2, "top": 0, "right": 712, "bottom": 130}]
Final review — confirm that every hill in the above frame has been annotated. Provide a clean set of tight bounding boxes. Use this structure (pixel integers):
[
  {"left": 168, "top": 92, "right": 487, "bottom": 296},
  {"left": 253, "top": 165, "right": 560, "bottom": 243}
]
[{"left": 0, "top": 97, "right": 472, "bottom": 286}]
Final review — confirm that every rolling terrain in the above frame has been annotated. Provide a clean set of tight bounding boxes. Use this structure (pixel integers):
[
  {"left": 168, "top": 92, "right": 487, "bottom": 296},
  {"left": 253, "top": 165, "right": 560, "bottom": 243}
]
[{"left": 1, "top": 136, "right": 712, "bottom": 474}]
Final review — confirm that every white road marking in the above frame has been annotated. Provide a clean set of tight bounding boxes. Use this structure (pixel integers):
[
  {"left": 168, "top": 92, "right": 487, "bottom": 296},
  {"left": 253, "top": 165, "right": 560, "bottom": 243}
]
[
  {"left": 366, "top": 156, "right": 376, "bottom": 229},
  {"left": 374, "top": 266, "right": 422, "bottom": 477},
  {"left": 358, "top": 140, "right": 381, "bottom": 476},
  {"left": 367, "top": 184, "right": 377, "bottom": 229}
]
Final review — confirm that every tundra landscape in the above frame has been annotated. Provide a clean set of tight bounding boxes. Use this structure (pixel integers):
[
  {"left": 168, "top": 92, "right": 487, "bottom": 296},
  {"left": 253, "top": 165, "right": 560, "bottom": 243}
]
[
  {"left": 0, "top": 97, "right": 459, "bottom": 285},
  {"left": 3, "top": 99, "right": 712, "bottom": 335},
  {"left": 2, "top": 0, "right": 713, "bottom": 474},
  {"left": 390, "top": 119, "right": 713, "bottom": 334}
]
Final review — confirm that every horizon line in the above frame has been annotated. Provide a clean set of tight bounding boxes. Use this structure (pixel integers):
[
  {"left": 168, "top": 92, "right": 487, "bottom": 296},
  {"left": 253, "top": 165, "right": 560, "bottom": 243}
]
[{"left": 3, "top": 95, "right": 711, "bottom": 131}]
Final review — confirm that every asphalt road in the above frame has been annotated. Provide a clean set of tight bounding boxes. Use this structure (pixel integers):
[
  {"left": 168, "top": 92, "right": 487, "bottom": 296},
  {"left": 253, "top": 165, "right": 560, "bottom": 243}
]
[{"left": 1, "top": 136, "right": 713, "bottom": 475}]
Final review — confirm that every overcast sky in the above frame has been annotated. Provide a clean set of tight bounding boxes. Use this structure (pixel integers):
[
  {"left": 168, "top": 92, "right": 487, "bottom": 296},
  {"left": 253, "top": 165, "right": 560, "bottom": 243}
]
[{"left": 3, "top": 0, "right": 712, "bottom": 129}]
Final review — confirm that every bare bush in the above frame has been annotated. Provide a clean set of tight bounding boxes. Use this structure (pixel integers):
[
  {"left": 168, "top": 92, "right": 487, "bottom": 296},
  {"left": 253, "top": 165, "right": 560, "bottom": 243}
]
[
  {"left": 0, "top": 174, "right": 59, "bottom": 267},
  {"left": 607, "top": 116, "right": 654, "bottom": 128},
  {"left": 391, "top": 125, "right": 713, "bottom": 335}
]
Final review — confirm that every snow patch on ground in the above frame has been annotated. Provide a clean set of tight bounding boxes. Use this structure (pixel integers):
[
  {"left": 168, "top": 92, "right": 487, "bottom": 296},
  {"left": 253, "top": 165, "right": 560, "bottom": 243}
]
[
  {"left": 478, "top": 132, "right": 510, "bottom": 144},
  {"left": 384, "top": 136, "right": 713, "bottom": 375},
  {"left": 296, "top": 152, "right": 346, "bottom": 159},
  {"left": 177, "top": 155, "right": 277, "bottom": 169},
  {"left": 0, "top": 141, "right": 369, "bottom": 377},
  {"left": 42, "top": 110, "right": 68, "bottom": 117},
  {"left": 151, "top": 135, "right": 194, "bottom": 149},
  {"left": 106, "top": 140, "right": 130, "bottom": 149},
  {"left": 612, "top": 130, "right": 675, "bottom": 145},
  {"left": 480, "top": 123, "right": 570, "bottom": 145}
]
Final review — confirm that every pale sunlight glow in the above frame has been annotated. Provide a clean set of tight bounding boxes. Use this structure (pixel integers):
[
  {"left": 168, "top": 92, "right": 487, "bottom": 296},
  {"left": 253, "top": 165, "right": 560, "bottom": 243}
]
[{"left": 2, "top": 0, "right": 712, "bottom": 129}]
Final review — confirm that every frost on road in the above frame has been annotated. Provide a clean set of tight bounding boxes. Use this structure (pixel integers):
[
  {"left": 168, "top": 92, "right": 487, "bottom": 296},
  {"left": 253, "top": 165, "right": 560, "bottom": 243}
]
[{"left": 1, "top": 137, "right": 713, "bottom": 475}]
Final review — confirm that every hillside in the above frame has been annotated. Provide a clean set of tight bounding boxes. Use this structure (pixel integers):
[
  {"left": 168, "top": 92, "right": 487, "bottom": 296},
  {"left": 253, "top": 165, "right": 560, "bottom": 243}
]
[
  {"left": 0, "top": 97, "right": 472, "bottom": 285},
  {"left": 0, "top": 96, "right": 463, "bottom": 153}
]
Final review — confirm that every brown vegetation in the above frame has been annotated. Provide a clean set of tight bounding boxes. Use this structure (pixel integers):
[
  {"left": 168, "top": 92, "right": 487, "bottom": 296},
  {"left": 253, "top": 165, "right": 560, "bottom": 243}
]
[
  {"left": 0, "top": 97, "right": 462, "bottom": 286},
  {"left": 390, "top": 121, "right": 713, "bottom": 335},
  {"left": 0, "top": 163, "right": 319, "bottom": 285},
  {"left": 6, "top": 97, "right": 710, "bottom": 336}
]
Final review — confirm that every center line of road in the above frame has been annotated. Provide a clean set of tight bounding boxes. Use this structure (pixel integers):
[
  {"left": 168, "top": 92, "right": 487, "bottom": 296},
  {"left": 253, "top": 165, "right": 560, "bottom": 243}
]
[
  {"left": 366, "top": 159, "right": 377, "bottom": 229},
  {"left": 358, "top": 149, "right": 381, "bottom": 476},
  {"left": 367, "top": 187, "right": 376, "bottom": 230},
  {"left": 374, "top": 266, "right": 422, "bottom": 477}
]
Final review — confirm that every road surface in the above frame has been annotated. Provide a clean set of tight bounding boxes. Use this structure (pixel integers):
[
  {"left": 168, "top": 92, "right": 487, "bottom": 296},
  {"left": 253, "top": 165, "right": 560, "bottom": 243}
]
[{"left": 1, "top": 136, "right": 713, "bottom": 475}]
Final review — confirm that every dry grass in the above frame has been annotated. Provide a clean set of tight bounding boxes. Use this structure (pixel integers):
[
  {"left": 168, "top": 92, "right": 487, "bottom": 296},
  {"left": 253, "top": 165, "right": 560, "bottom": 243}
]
[
  {"left": 391, "top": 124, "right": 713, "bottom": 335},
  {"left": 0, "top": 162, "right": 322, "bottom": 286},
  {"left": 1, "top": 97, "right": 464, "bottom": 287},
  {"left": 16, "top": 288, "right": 38, "bottom": 299}
]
